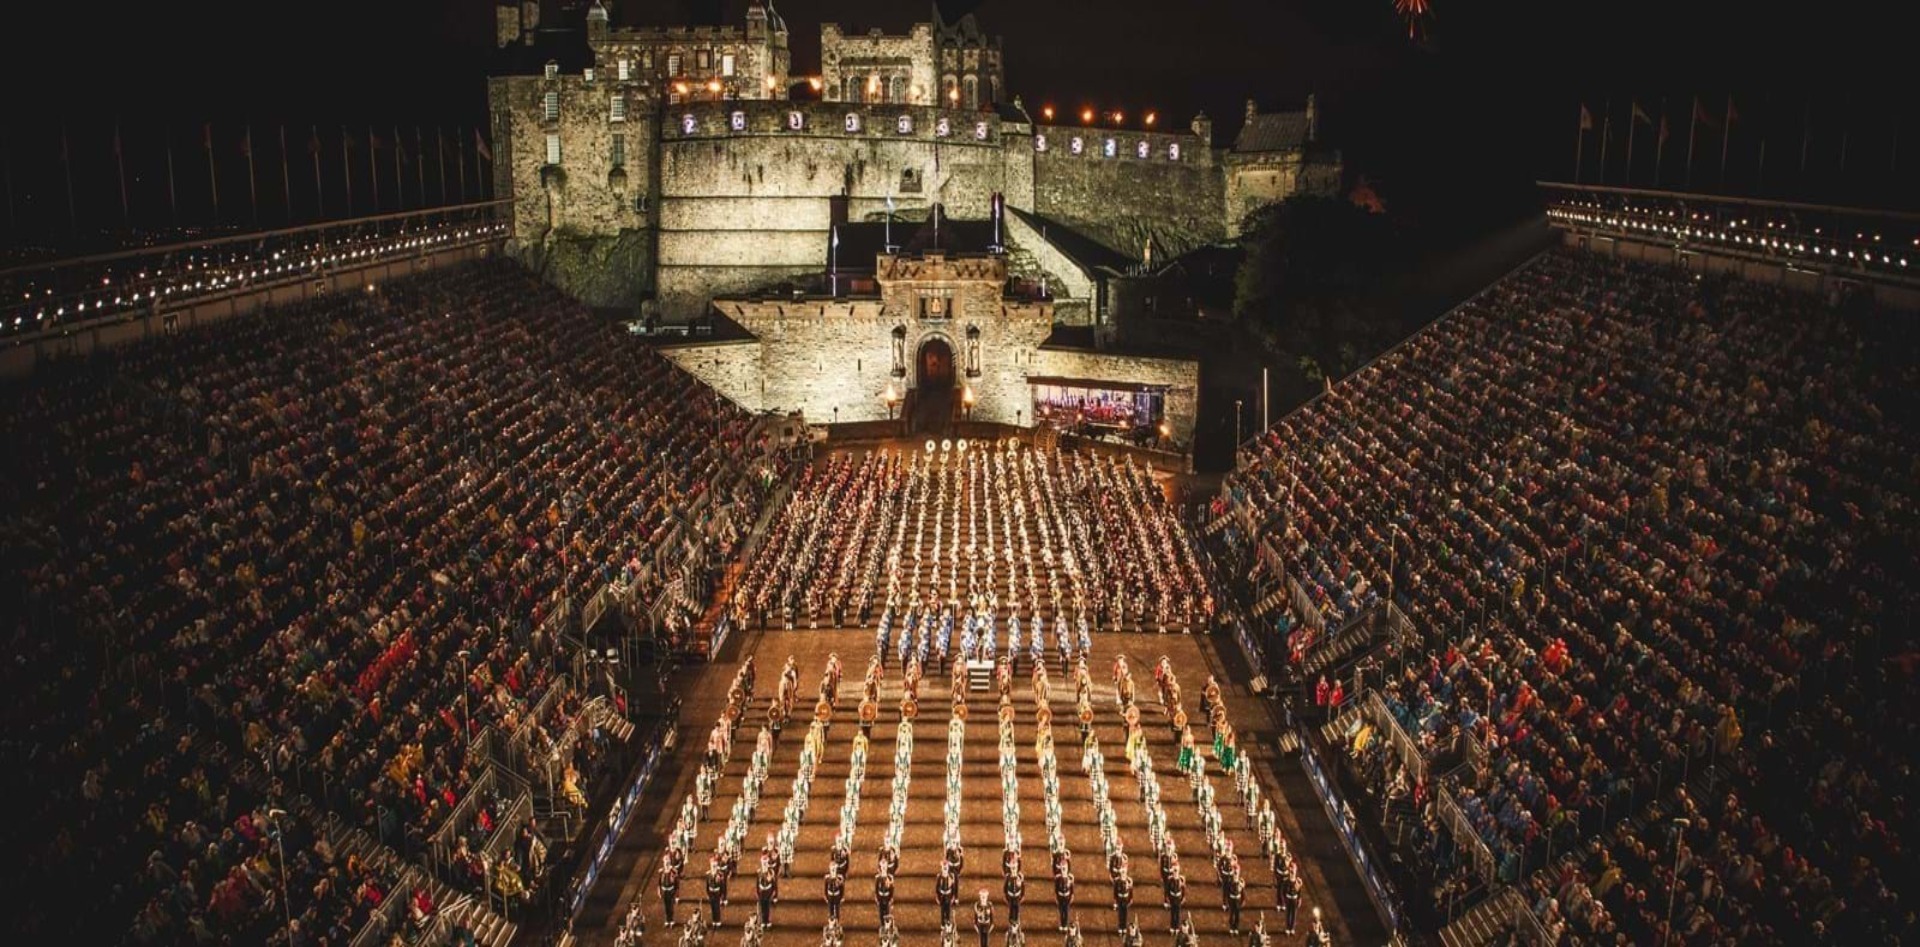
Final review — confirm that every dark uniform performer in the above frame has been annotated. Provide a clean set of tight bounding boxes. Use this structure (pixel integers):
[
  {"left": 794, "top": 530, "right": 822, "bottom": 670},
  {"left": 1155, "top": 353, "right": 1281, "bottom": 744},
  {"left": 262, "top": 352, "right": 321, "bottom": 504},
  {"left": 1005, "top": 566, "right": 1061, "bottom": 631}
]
[
  {"left": 1223, "top": 865, "right": 1245, "bottom": 935},
  {"left": 1054, "top": 868, "right": 1075, "bottom": 930},
  {"left": 824, "top": 869, "right": 845, "bottom": 922},
  {"left": 659, "top": 865, "right": 681, "bottom": 927},
  {"left": 1165, "top": 870, "right": 1187, "bottom": 933},
  {"left": 706, "top": 864, "right": 727, "bottom": 927},
  {"left": 1280, "top": 865, "right": 1302, "bottom": 934},
  {"left": 973, "top": 889, "right": 996, "bottom": 947},
  {"left": 1005, "top": 867, "right": 1026, "bottom": 926},
  {"left": 829, "top": 842, "right": 851, "bottom": 880},
  {"left": 1113, "top": 871, "right": 1134, "bottom": 933},
  {"left": 875, "top": 870, "right": 896, "bottom": 925},
  {"left": 937, "top": 866, "right": 960, "bottom": 927},
  {"left": 756, "top": 862, "right": 778, "bottom": 927}
]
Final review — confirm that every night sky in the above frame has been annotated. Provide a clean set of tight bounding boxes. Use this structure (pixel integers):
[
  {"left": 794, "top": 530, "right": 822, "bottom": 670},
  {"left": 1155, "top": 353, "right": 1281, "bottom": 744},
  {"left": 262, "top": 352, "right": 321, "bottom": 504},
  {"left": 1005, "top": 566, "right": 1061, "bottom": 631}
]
[{"left": 2, "top": 0, "right": 1913, "bottom": 248}]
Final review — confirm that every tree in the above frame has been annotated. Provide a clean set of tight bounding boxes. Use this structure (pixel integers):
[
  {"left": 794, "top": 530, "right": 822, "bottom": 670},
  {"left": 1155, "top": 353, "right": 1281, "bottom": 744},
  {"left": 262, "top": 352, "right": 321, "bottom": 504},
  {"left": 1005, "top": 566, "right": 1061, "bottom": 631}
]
[{"left": 1233, "top": 195, "right": 1408, "bottom": 381}]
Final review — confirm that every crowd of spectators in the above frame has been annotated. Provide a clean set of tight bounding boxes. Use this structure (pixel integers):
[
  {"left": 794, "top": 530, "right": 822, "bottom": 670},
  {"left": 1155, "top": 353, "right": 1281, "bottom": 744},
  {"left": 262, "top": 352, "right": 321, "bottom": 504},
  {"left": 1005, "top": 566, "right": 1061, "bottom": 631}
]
[
  {"left": 1, "top": 261, "right": 770, "bottom": 944},
  {"left": 1224, "top": 249, "right": 1917, "bottom": 944}
]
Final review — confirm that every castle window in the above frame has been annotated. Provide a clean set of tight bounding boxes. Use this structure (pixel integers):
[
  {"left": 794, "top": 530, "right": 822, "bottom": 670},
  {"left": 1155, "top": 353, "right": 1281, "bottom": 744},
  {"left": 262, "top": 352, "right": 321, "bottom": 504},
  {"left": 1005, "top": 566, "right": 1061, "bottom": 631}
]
[
  {"left": 1136, "top": 140, "right": 1150, "bottom": 159},
  {"left": 610, "top": 95, "right": 626, "bottom": 123},
  {"left": 730, "top": 111, "right": 747, "bottom": 132},
  {"left": 544, "top": 61, "right": 559, "bottom": 80},
  {"left": 920, "top": 292, "right": 952, "bottom": 320},
  {"left": 721, "top": 53, "right": 735, "bottom": 77},
  {"left": 1070, "top": 136, "right": 1084, "bottom": 155},
  {"left": 681, "top": 114, "right": 698, "bottom": 135},
  {"left": 1168, "top": 142, "right": 1182, "bottom": 161},
  {"left": 543, "top": 91, "right": 560, "bottom": 122},
  {"left": 544, "top": 133, "right": 561, "bottom": 165},
  {"left": 643, "top": 50, "right": 654, "bottom": 69},
  {"left": 899, "top": 168, "right": 922, "bottom": 193},
  {"left": 696, "top": 49, "right": 711, "bottom": 70},
  {"left": 844, "top": 113, "right": 862, "bottom": 133},
  {"left": 941, "top": 75, "right": 958, "bottom": 103},
  {"left": 963, "top": 75, "right": 979, "bottom": 110},
  {"left": 896, "top": 114, "right": 914, "bottom": 135},
  {"left": 1034, "top": 134, "right": 1047, "bottom": 152},
  {"left": 617, "top": 58, "right": 630, "bottom": 81},
  {"left": 888, "top": 76, "right": 907, "bottom": 103},
  {"left": 668, "top": 53, "right": 682, "bottom": 75},
  {"left": 583, "top": 68, "right": 594, "bottom": 83},
  {"left": 612, "top": 133, "right": 626, "bottom": 168}
]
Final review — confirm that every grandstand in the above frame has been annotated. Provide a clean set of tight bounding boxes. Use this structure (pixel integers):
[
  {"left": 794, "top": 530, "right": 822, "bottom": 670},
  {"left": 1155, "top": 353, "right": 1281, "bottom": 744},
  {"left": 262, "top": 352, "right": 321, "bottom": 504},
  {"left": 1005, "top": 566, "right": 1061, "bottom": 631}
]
[
  {"left": 0, "top": 253, "right": 780, "bottom": 945},
  {"left": 1215, "top": 239, "right": 1917, "bottom": 945}
]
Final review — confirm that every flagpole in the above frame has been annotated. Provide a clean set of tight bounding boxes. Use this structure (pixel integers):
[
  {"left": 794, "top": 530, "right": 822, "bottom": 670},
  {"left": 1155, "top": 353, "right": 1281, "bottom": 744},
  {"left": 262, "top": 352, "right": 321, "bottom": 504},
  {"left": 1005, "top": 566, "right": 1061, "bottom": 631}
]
[
  {"left": 1720, "top": 94, "right": 1734, "bottom": 182},
  {"left": 414, "top": 127, "right": 426, "bottom": 209},
  {"left": 245, "top": 125, "right": 259, "bottom": 226},
  {"left": 1686, "top": 95, "right": 1699, "bottom": 187},
  {"left": 61, "top": 124, "right": 77, "bottom": 238},
  {"left": 457, "top": 127, "right": 468, "bottom": 203},
  {"left": 1626, "top": 102, "right": 1638, "bottom": 188},
  {"left": 1757, "top": 139, "right": 1766, "bottom": 190},
  {"left": 1800, "top": 98, "right": 1811, "bottom": 178},
  {"left": 342, "top": 125, "right": 354, "bottom": 216},
  {"left": 1655, "top": 97, "right": 1669, "bottom": 186},
  {"left": 393, "top": 125, "right": 404, "bottom": 210},
  {"left": 437, "top": 126, "right": 448, "bottom": 205},
  {"left": 2, "top": 143, "right": 14, "bottom": 235},
  {"left": 205, "top": 124, "right": 220, "bottom": 223},
  {"left": 114, "top": 120, "right": 131, "bottom": 229},
  {"left": 279, "top": 126, "right": 292, "bottom": 224},
  {"left": 368, "top": 125, "right": 380, "bottom": 212},
  {"left": 1598, "top": 99, "right": 1611, "bottom": 185},
  {"left": 311, "top": 125, "right": 325, "bottom": 220},
  {"left": 166, "top": 126, "right": 178, "bottom": 226},
  {"left": 1574, "top": 106, "right": 1585, "bottom": 184}
]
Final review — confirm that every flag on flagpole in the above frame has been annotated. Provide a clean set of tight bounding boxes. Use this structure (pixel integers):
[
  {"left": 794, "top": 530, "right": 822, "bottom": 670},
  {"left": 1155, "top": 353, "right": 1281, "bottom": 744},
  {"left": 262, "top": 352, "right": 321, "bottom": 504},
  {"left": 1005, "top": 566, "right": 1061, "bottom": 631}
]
[
  {"left": 1631, "top": 102, "right": 1651, "bottom": 125},
  {"left": 474, "top": 128, "right": 492, "bottom": 161},
  {"left": 1579, "top": 105, "right": 1593, "bottom": 130},
  {"left": 1575, "top": 103, "right": 1592, "bottom": 183},
  {"left": 279, "top": 125, "right": 293, "bottom": 223}
]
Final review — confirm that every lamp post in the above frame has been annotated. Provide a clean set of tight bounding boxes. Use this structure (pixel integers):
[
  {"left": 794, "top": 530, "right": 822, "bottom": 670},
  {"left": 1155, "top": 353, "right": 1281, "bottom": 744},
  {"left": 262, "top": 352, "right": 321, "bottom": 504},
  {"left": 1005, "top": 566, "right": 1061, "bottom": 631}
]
[
  {"left": 1664, "top": 817, "right": 1692, "bottom": 941},
  {"left": 1234, "top": 399, "right": 1243, "bottom": 447},
  {"left": 883, "top": 380, "right": 901, "bottom": 436},
  {"left": 456, "top": 649, "right": 472, "bottom": 754},
  {"left": 267, "top": 808, "right": 293, "bottom": 946}
]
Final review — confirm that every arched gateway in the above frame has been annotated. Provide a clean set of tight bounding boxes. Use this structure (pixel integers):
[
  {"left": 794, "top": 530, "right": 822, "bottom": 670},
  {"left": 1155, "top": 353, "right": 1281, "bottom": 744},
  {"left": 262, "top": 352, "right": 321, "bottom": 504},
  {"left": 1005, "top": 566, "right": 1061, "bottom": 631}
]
[{"left": 911, "top": 337, "right": 957, "bottom": 431}]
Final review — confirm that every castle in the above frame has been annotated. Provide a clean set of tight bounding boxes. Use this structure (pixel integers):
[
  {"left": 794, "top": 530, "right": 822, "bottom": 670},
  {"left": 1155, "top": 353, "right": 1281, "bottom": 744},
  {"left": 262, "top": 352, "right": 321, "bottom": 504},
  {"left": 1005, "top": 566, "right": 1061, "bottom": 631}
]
[{"left": 488, "top": 0, "right": 1341, "bottom": 447}]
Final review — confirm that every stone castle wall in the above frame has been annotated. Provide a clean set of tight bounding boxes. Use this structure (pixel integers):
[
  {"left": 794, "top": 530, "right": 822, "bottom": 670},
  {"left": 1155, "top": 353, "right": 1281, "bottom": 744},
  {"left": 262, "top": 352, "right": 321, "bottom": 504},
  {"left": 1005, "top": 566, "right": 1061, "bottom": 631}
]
[
  {"left": 1029, "top": 124, "right": 1225, "bottom": 262},
  {"left": 654, "top": 101, "right": 1013, "bottom": 318}
]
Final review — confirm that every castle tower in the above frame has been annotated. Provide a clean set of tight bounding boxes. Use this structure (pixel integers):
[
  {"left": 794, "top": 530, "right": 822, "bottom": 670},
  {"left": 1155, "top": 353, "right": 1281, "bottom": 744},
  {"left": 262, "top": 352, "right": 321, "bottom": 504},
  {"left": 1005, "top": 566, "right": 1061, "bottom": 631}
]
[{"left": 586, "top": 0, "right": 609, "bottom": 47}]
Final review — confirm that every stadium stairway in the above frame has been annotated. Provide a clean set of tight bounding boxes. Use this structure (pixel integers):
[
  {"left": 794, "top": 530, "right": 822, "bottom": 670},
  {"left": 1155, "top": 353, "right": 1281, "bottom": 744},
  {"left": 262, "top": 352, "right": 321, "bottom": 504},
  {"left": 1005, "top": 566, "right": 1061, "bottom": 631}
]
[
  {"left": 1295, "top": 620, "right": 1376, "bottom": 681},
  {"left": 1437, "top": 885, "right": 1521, "bottom": 947},
  {"left": 305, "top": 806, "right": 522, "bottom": 946}
]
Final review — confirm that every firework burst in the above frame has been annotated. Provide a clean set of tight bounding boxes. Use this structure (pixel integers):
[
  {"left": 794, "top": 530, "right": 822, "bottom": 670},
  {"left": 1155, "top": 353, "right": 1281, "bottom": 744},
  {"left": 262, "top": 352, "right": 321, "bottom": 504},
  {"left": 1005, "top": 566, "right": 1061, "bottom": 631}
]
[{"left": 1394, "top": 0, "right": 1433, "bottom": 40}]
